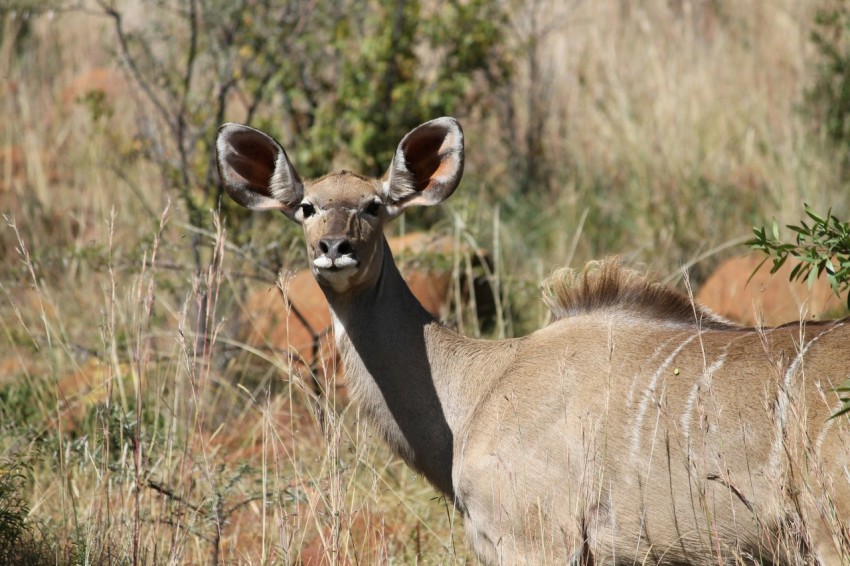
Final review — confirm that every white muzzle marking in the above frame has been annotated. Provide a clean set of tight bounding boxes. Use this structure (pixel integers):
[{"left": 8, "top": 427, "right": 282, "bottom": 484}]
[
  {"left": 334, "top": 256, "right": 357, "bottom": 268},
  {"left": 313, "top": 255, "right": 358, "bottom": 269}
]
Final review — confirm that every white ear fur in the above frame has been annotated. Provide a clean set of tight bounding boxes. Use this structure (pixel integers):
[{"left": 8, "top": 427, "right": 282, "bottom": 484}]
[
  {"left": 383, "top": 117, "right": 464, "bottom": 215},
  {"left": 216, "top": 123, "right": 304, "bottom": 220}
]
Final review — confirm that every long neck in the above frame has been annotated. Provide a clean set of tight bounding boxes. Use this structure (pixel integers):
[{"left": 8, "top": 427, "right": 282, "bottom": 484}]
[{"left": 322, "top": 238, "right": 511, "bottom": 497}]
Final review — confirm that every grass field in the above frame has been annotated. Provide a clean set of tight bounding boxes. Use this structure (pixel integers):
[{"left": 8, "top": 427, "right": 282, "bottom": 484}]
[{"left": 1, "top": 1, "right": 849, "bottom": 563}]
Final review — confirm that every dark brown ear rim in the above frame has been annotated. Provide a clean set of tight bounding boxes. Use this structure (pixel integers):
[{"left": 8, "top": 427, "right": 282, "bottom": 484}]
[
  {"left": 386, "top": 117, "right": 464, "bottom": 208},
  {"left": 215, "top": 123, "right": 303, "bottom": 213}
]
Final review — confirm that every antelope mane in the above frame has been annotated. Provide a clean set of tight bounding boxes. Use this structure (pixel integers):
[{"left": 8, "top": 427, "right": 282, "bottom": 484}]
[{"left": 541, "top": 259, "right": 739, "bottom": 330}]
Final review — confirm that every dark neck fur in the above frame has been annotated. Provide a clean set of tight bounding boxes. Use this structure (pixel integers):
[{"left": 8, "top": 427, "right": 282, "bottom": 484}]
[{"left": 321, "top": 238, "right": 456, "bottom": 496}]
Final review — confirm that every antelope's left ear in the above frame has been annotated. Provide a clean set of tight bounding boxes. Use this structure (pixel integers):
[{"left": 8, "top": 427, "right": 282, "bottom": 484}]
[{"left": 382, "top": 117, "right": 464, "bottom": 216}]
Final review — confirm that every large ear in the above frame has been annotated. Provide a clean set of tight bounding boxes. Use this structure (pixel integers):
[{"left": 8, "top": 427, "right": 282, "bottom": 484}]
[
  {"left": 216, "top": 123, "right": 304, "bottom": 220},
  {"left": 382, "top": 117, "right": 464, "bottom": 215}
]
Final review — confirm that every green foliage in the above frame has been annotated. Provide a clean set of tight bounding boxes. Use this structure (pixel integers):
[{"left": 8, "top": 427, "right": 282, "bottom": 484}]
[
  {"left": 749, "top": 204, "right": 850, "bottom": 418},
  {"left": 0, "top": 380, "right": 43, "bottom": 428},
  {"left": 330, "top": 0, "right": 511, "bottom": 176},
  {"left": 0, "top": 458, "right": 31, "bottom": 560},
  {"left": 102, "top": 0, "right": 511, "bottom": 229},
  {"left": 748, "top": 204, "right": 850, "bottom": 307},
  {"left": 0, "top": 454, "right": 62, "bottom": 565},
  {"left": 806, "top": 3, "right": 850, "bottom": 172}
]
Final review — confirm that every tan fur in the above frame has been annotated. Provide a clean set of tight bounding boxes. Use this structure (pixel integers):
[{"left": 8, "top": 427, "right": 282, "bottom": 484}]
[{"left": 217, "top": 118, "right": 850, "bottom": 565}]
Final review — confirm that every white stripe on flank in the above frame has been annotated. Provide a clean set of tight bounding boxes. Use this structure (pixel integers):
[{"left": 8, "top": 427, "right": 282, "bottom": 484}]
[
  {"left": 815, "top": 401, "right": 841, "bottom": 455},
  {"left": 630, "top": 333, "right": 698, "bottom": 460},
  {"left": 815, "top": 375, "right": 850, "bottom": 455},
  {"left": 768, "top": 342, "right": 814, "bottom": 475},
  {"left": 769, "top": 321, "right": 845, "bottom": 475},
  {"left": 626, "top": 337, "right": 676, "bottom": 409},
  {"left": 680, "top": 348, "right": 729, "bottom": 440}
]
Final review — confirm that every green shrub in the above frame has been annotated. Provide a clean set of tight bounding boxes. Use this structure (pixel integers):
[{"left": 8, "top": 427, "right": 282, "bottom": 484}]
[
  {"left": 100, "top": 0, "right": 511, "bottom": 231},
  {"left": 0, "top": 455, "right": 62, "bottom": 565},
  {"left": 806, "top": 3, "right": 850, "bottom": 173}
]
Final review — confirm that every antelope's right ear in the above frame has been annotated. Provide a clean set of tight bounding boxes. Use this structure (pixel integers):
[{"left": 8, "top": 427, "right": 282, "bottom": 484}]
[{"left": 216, "top": 123, "right": 304, "bottom": 221}]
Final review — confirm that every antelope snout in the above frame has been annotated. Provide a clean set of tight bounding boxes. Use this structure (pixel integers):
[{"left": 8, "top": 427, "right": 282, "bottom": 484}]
[{"left": 313, "top": 237, "right": 358, "bottom": 270}]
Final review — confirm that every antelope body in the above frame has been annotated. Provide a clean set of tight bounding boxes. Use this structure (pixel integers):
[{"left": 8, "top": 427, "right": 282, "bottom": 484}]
[{"left": 216, "top": 118, "right": 850, "bottom": 564}]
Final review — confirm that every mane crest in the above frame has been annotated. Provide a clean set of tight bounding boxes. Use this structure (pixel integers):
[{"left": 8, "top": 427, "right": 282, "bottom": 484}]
[{"left": 541, "top": 259, "right": 738, "bottom": 330}]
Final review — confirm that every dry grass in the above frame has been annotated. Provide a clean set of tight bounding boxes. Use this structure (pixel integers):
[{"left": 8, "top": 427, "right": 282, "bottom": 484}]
[
  {"left": 470, "top": 0, "right": 847, "bottom": 291},
  {"left": 1, "top": 0, "right": 848, "bottom": 563}
]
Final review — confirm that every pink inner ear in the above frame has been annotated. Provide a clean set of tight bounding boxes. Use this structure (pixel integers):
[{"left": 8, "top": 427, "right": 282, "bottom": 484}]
[
  {"left": 223, "top": 135, "right": 279, "bottom": 195},
  {"left": 231, "top": 132, "right": 277, "bottom": 163},
  {"left": 404, "top": 132, "right": 448, "bottom": 191},
  {"left": 431, "top": 159, "right": 456, "bottom": 182}
]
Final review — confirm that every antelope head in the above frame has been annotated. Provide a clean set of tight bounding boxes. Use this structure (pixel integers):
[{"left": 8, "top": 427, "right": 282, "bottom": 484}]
[{"left": 215, "top": 118, "right": 465, "bottom": 295}]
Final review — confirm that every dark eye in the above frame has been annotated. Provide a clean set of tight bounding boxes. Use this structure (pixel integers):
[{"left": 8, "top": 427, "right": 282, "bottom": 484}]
[
  {"left": 300, "top": 202, "right": 315, "bottom": 218},
  {"left": 364, "top": 200, "right": 381, "bottom": 217}
]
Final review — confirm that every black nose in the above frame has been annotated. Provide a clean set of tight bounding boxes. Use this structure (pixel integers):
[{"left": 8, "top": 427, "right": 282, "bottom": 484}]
[{"left": 318, "top": 237, "right": 354, "bottom": 259}]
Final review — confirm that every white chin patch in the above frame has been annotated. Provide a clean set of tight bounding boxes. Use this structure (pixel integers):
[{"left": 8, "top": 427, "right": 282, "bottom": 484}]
[{"left": 312, "top": 256, "right": 360, "bottom": 292}]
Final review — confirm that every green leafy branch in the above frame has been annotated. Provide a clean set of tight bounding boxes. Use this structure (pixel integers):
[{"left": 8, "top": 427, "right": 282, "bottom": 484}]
[
  {"left": 748, "top": 203, "right": 850, "bottom": 418},
  {"left": 748, "top": 204, "right": 850, "bottom": 309}
]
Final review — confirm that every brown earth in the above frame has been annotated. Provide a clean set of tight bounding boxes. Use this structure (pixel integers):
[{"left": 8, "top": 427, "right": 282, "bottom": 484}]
[{"left": 697, "top": 254, "right": 847, "bottom": 326}]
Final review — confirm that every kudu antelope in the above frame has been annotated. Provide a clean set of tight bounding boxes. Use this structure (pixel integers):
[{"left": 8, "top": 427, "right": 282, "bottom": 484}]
[{"left": 216, "top": 118, "right": 850, "bottom": 564}]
